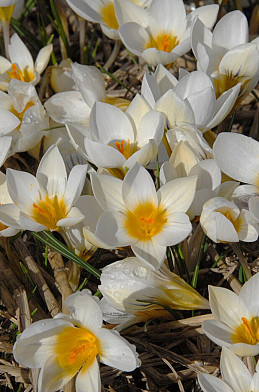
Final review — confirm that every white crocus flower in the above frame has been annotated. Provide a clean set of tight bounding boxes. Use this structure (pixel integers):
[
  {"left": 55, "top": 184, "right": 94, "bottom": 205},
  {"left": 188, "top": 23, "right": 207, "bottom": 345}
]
[
  {"left": 13, "top": 290, "right": 140, "bottom": 392},
  {"left": 92, "top": 163, "right": 197, "bottom": 269},
  {"left": 99, "top": 257, "right": 210, "bottom": 322},
  {"left": 0, "top": 33, "right": 52, "bottom": 91},
  {"left": 198, "top": 347, "right": 259, "bottom": 392},
  {"left": 0, "top": 172, "right": 20, "bottom": 237},
  {"left": 0, "top": 146, "right": 87, "bottom": 232},
  {"left": 45, "top": 62, "right": 129, "bottom": 127},
  {"left": 0, "top": 79, "right": 49, "bottom": 155},
  {"left": 192, "top": 11, "right": 259, "bottom": 106},
  {"left": 200, "top": 196, "right": 258, "bottom": 243},
  {"left": 118, "top": 0, "right": 219, "bottom": 66},
  {"left": 83, "top": 98, "right": 164, "bottom": 178},
  {"left": 203, "top": 272, "right": 259, "bottom": 356},
  {"left": 151, "top": 69, "right": 240, "bottom": 131}
]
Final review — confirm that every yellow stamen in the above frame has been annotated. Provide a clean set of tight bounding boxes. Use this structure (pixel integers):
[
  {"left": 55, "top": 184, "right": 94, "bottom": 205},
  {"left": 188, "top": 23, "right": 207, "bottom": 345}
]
[
  {"left": 113, "top": 139, "right": 137, "bottom": 160},
  {"left": 100, "top": 2, "right": 119, "bottom": 30},
  {"left": 0, "top": 5, "right": 15, "bottom": 23},
  {"left": 125, "top": 202, "right": 167, "bottom": 241},
  {"left": 232, "top": 316, "right": 259, "bottom": 345},
  {"left": 32, "top": 195, "right": 67, "bottom": 231},
  {"left": 55, "top": 326, "right": 101, "bottom": 376},
  {"left": 6, "top": 63, "right": 35, "bottom": 83},
  {"left": 146, "top": 32, "right": 179, "bottom": 53},
  {"left": 11, "top": 101, "right": 35, "bottom": 123}
]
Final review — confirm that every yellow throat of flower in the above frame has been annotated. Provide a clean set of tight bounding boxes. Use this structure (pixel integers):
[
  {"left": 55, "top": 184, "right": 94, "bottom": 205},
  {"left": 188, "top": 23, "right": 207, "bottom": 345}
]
[
  {"left": 6, "top": 63, "right": 35, "bottom": 83},
  {"left": 100, "top": 2, "right": 119, "bottom": 30},
  {"left": 146, "top": 32, "right": 179, "bottom": 53},
  {"left": 214, "top": 71, "right": 250, "bottom": 107},
  {"left": 55, "top": 326, "right": 101, "bottom": 376},
  {"left": 232, "top": 316, "right": 259, "bottom": 345},
  {"left": 0, "top": 5, "right": 15, "bottom": 23},
  {"left": 32, "top": 195, "right": 67, "bottom": 231},
  {"left": 125, "top": 201, "right": 167, "bottom": 241},
  {"left": 11, "top": 101, "right": 35, "bottom": 123}
]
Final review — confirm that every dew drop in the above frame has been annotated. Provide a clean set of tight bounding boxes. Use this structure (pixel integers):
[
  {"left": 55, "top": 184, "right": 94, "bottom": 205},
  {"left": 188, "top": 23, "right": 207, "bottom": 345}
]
[
  {"left": 134, "top": 267, "right": 147, "bottom": 278},
  {"left": 109, "top": 274, "right": 116, "bottom": 280}
]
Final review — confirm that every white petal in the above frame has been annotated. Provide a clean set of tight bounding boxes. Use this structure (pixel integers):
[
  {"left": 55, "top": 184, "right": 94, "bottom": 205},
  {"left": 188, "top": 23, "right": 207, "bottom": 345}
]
[
  {"left": 0, "top": 136, "right": 12, "bottom": 166},
  {"left": 154, "top": 64, "right": 178, "bottom": 94},
  {"left": 84, "top": 138, "right": 125, "bottom": 168},
  {"left": 19, "top": 212, "right": 47, "bottom": 231},
  {"left": 157, "top": 176, "right": 197, "bottom": 213},
  {"left": 213, "top": 133, "right": 259, "bottom": 185},
  {"left": 35, "top": 44, "right": 53, "bottom": 74},
  {"left": 44, "top": 91, "right": 90, "bottom": 125},
  {"left": 187, "top": 4, "right": 219, "bottom": 30},
  {"left": 126, "top": 93, "right": 152, "bottom": 130},
  {"left": 9, "top": 34, "right": 34, "bottom": 77},
  {"left": 212, "top": 10, "right": 248, "bottom": 50},
  {"left": 118, "top": 23, "right": 148, "bottom": 56},
  {"left": 208, "top": 285, "right": 240, "bottom": 329},
  {"left": 132, "top": 240, "right": 166, "bottom": 270},
  {"left": 96, "top": 328, "right": 139, "bottom": 371},
  {"left": 65, "top": 290, "right": 103, "bottom": 330},
  {"left": 57, "top": 207, "right": 84, "bottom": 228},
  {"left": 36, "top": 145, "right": 67, "bottom": 198},
  {"left": 239, "top": 272, "right": 259, "bottom": 317},
  {"left": 65, "top": 0, "right": 102, "bottom": 22},
  {"left": 76, "top": 358, "right": 101, "bottom": 392},
  {"left": 220, "top": 347, "right": 252, "bottom": 391},
  {"left": 91, "top": 173, "right": 125, "bottom": 212},
  {"left": 230, "top": 342, "right": 259, "bottom": 357},
  {"left": 122, "top": 164, "right": 158, "bottom": 211},
  {"left": 64, "top": 164, "right": 88, "bottom": 209},
  {"left": 123, "top": 140, "right": 158, "bottom": 170},
  {"left": 0, "top": 203, "right": 22, "bottom": 229},
  {"left": 89, "top": 101, "right": 134, "bottom": 144},
  {"left": 136, "top": 110, "right": 164, "bottom": 146},
  {"left": 202, "top": 320, "right": 233, "bottom": 348},
  {"left": 114, "top": 0, "right": 148, "bottom": 27},
  {"left": 236, "top": 209, "right": 258, "bottom": 242},
  {"left": 95, "top": 211, "right": 133, "bottom": 247},
  {"left": 72, "top": 63, "right": 105, "bottom": 107},
  {"left": 6, "top": 168, "right": 40, "bottom": 213},
  {"left": 198, "top": 373, "right": 233, "bottom": 392},
  {"left": 38, "top": 354, "right": 75, "bottom": 392},
  {"left": 0, "top": 107, "right": 20, "bottom": 135},
  {"left": 154, "top": 212, "right": 192, "bottom": 246}
]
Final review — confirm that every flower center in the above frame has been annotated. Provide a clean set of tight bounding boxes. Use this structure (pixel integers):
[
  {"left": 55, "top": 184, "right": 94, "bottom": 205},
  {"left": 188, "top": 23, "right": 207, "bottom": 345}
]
[
  {"left": 6, "top": 63, "right": 35, "bottom": 83},
  {"left": 11, "top": 101, "right": 35, "bottom": 123},
  {"left": 32, "top": 195, "right": 67, "bottom": 231},
  {"left": 146, "top": 33, "right": 179, "bottom": 53},
  {"left": 0, "top": 5, "right": 15, "bottom": 22},
  {"left": 232, "top": 316, "right": 259, "bottom": 345},
  {"left": 114, "top": 139, "right": 137, "bottom": 160},
  {"left": 55, "top": 326, "right": 101, "bottom": 376},
  {"left": 100, "top": 2, "right": 119, "bottom": 30},
  {"left": 125, "top": 202, "right": 167, "bottom": 241}
]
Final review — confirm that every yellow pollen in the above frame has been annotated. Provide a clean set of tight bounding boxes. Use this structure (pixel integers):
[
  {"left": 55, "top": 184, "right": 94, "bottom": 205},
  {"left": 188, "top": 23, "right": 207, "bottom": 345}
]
[
  {"left": 0, "top": 5, "right": 15, "bottom": 22},
  {"left": 232, "top": 316, "right": 259, "bottom": 345},
  {"left": 125, "top": 202, "right": 167, "bottom": 241},
  {"left": 55, "top": 326, "right": 101, "bottom": 376},
  {"left": 6, "top": 63, "right": 35, "bottom": 83},
  {"left": 100, "top": 2, "right": 119, "bottom": 30},
  {"left": 11, "top": 101, "right": 35, "bottom": 123},
  {"left": 113, "top": 139, "right": 137, "bottom": 160},
  {"left": 32, "top": 195, "right": 67, "bottom": 231},
  {"left": 146, "top": 32, "right": 179, "bottom": 53}
]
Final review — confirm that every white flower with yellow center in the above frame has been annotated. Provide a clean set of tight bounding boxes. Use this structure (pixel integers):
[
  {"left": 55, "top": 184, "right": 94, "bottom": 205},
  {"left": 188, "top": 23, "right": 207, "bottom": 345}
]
[
  {"left": 203, "top": 273, "right": 259, "bottom": 356},
  {"left": 0, "top": 33, "right": 52, "bottom": 91},
  {"left": 0, "top": 79, "right": 49, "bottom": 155},
  {"left": 118, "top": 0, "right": 219, "bottom": 66},
  {"left": 0, "top": 146, "right": 87, "bottom": 232},
  {"left": 198, "top": 347, "right": 259, "bottom": 392},
  {"left": 200, "top": 196, "right": 258, "bottom": 243},
  {"left": 192, "top": 10, "right": 259, "bottom": 106},
  {"left": 13, "top": 290, "right": 140, "bottom": 392},
  {"left": 92, "top": 163, "right": 197, "bottom": 269},
  {"left": 99, "top": 257, "right": 210, "bottom": 324},
  {"left": 83, "top": 98, "right": 164, "bottom": 178}
]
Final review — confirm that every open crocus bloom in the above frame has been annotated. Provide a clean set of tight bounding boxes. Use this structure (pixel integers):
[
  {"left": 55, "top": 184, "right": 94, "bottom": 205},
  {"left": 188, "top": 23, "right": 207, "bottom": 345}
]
[
  {"left": 0, "top": 145, "right": 87, "bottom": 232},
  {"left": 83, "top": 98, "right": 164, "bottom": 178},
  {"left": 13, "top": 290, "right": 140, "bottom": 392},
  {"left": 200, "top": 196, "right": 258, "bottom": 243},
  {"left": 99, "top": 257, "right": 210, "bottom": 323},
  {"left": 192, "top": 11, "right": 259, "bottom": 106},
  {"left": 198, "top": 347, "right": 259, "bottom": 392},
  {"left": 0, "top": 33, "right": 52, "bottom": 91},
  {"left": 92, "top": 163, "right": 197, "bottom": 269},
  {"left": 203, "top": 273, "right": 259, "bottom": 356},
  {"left": 45, "top": 62, "right": 130, "bottom": 127},
  {"left": 0, "top": 79, "right": 49, "bottom": 155},
  {"left": 118, "top": 0, "right": 218, "bottom": 66}
]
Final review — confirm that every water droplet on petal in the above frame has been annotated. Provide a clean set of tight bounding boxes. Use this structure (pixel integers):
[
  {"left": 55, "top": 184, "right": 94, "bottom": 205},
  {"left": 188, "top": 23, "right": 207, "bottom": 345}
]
[
  {"left": 109, "top": 274, "right": 116, "bottom": 279},
  {"left": 134, "top": 267, "right": 147, "bottom": 278}
]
